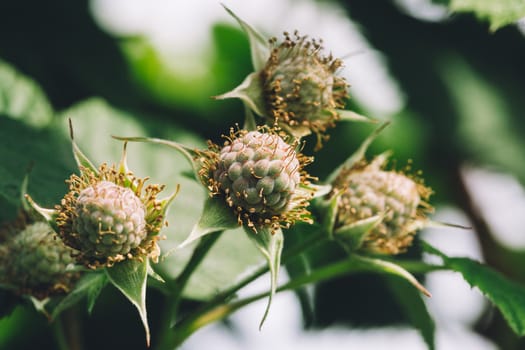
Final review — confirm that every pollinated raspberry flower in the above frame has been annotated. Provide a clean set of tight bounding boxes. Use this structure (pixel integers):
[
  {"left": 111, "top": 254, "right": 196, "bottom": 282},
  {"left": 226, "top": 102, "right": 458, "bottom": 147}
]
[
  {"left": 331, "top": 154, "right": 433, "bottom": 255},
  {"left": 197, "top": 127, "right": 316, "bottom": 232}
]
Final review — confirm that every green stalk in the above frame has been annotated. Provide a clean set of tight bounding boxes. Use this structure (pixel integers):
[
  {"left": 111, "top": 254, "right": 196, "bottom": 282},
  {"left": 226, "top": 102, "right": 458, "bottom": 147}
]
[
  {"left": 156, "top": 231, "right": 223, "bottom": 350},
  {"left": 174, "top": 255, "right": 444, "bottom": 345},
  {"left": 52, "top": 317, "right": 69, "bottom": 350},
  {"left": 52, "top": 309, "right": 83, "bottom": 350},
  {"left": 165, "top": 229, "right": 329, "bottom": 347}
]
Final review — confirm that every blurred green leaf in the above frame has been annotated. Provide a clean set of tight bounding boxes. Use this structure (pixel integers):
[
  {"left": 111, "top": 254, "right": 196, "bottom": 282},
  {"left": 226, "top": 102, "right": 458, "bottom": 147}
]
[
  {"left": 0, "top": 59, "right": 53, "bottom": 128},
  {"left": 0, "top": 118, "right": 75, "bottom": 222},
  {"left": 424, "top": 243, "right": 525, "bottom": 336},
  {"left": 0, "top": 305, "right": 54, "bottom": 348},
  {"left": 106, "top": 259, "right": 150, "bottom": 346},
  {"left": 0, "top": 291, "right": 21, "bottom": 320},
  {"left": 387, "top": 276, "right": 436, "bottom": 350},
  {"left": 121, "top": 37, "right": 216, "bottom": 113},
  {"left": 447, "top": 0, "right": 525, "bottom": 31},
  {"left": 439, "top": 56, "right": 525, "bottom": 183},
  {"left": 0, "top": 60, "right": 73, "bottom": 221}
]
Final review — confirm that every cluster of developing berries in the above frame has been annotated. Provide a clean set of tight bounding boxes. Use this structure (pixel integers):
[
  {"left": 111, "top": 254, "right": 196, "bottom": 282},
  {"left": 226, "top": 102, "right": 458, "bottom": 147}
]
[{"left": 0, "top": 7, "right": 434, "bottom": 338}]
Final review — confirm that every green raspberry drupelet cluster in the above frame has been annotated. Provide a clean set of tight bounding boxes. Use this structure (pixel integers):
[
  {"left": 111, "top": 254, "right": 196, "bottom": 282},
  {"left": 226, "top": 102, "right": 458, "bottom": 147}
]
[
  {"left": 261, "top": 31, "right": 348, "bottom": 149},
  {"left": 331, "top": 155, "right": 433, "bottom": 254},
  {"left": 0, "top": 215, "right": 78, "bottom": 300},
  {"left": 56, "top": 163, "right": 169, "bottom": 269},
  {"left": 197, "top": 127, "right": 316, "bottom": 232}
]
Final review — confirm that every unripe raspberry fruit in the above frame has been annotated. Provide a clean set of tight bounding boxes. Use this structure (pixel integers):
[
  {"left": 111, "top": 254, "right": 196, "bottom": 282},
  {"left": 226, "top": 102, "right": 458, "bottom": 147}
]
[
  {"left": 1, "top": 222, "right": 77, "bottom": 299},
  {"left": 261, "top": 32, "right": 348, "bottom": 149},
  {"left": 200, "top": 128, "right": 315, "bottom": 232},
  {"left": 333, "top": 158, "right": 432, "bottom": 255},
  {"left": 71, "top": 181, "right": 147, "bottom": 261},
  {"left": 57, "top": 163, "right": 171, "bottom": 269}
]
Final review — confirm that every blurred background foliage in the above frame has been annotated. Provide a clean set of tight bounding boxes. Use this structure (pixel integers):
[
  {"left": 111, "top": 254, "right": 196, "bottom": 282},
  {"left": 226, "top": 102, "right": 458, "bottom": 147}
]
[{"left": 1, "top": 0, "right": 525, "bottom": 349}]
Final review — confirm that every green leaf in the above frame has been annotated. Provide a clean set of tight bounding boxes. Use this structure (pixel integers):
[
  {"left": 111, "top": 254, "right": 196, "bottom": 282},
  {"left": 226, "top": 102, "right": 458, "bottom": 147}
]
[
  {"left": 106, "top": 259, "right": 150, "bottom": 346},
  {"left": 214, "top": 72, "right": 267, "bottom": 117},
  {"left": 386, "top": 276, "right": 435, "bottom": 350},
  {"left": 0, "top": 291, "right": 20, "bottom": 320},
  {"left": 423, "top": 242, "right": 525, "bottom": 336},
  {"left": 50, "top": 272, "right": 107, "bottom": 319},
  {"left": 448, "top": 0, "right": 525, "bottom": 31},
  {"left": 438, "top": 56, "right": 525, "bottom": 184},
  {"left": 0, "top": 118, "right": 75, "bottom": 222},
  {"left": 177, "top": 196, "right": 239, "bottom": 249},
  {"left": 0, "top": 59, "right": 54, "bottom": 128},
  {"left": 315, "top": 191, "right": 339, "bottom": 237},
  {"left": 160, "top": 225, "right": 263, "bottom": 301},
  {"left": 222, "top": 4, "right": 269, "bottom": 71},
  {"left": 245, "top": 226, "right": 284, "bottom": 329}
]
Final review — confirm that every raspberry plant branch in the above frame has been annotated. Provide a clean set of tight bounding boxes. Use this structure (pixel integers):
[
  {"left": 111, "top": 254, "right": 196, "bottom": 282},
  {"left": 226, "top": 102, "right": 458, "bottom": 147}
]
[
  {"left": 169, "top": 250, "right": 440, "bottom": 348},
  {"left": 158, "top": 222, "right": 435, "bottom": 348},
  {"left": 156, "top": 227, "right": 329, "bottom": 348},
  {"left": 52, "top": 314, "right": 71, "bottom": 350},
  {"left": 156, "top": 231, "right": 224, "bottom": 349}
]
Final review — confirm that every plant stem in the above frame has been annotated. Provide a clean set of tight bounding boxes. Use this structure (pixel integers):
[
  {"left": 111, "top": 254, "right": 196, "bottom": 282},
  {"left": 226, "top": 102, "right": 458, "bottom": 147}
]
[
  {"left": 174, "top": 255, "right": 443, "bottom": 344},
  {"left": 165, "top": 229, "right": 329, "bottom": 347},
  {"left": 52, "top": 308, "right": 83, "bottom": 350},
  {"left": 156, "top": 231, "right": 223, "bottom": 350},
  {"left": 52, "top": 317, "right": 69, "bottom": 350}
]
